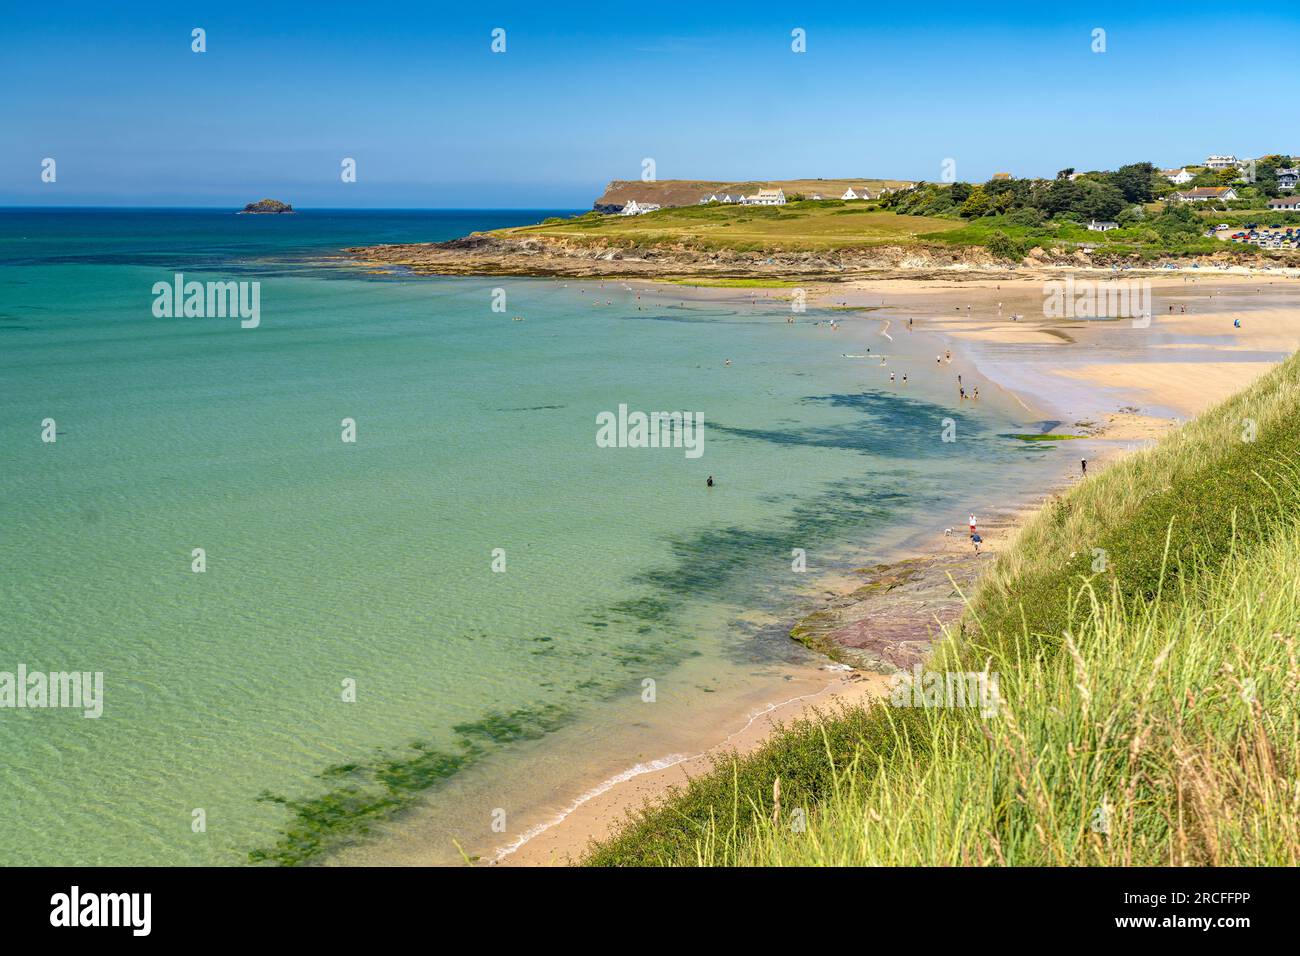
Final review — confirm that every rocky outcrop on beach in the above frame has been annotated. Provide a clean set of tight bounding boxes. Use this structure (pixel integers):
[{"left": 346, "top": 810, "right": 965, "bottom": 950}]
[
  {"left": 790, "top": 555, "right": 985, "bottom": 672},
  {"left": 240, "top": 198, "right": 294, "bottom": 214},
  {"left": 346, "top": 233, "right": 1001, "bottom": 280}
]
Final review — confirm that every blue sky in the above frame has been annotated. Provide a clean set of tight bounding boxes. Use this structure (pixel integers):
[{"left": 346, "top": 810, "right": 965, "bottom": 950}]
[{"left": 3, "top": 2, "right": 1297, "bottom": 207}]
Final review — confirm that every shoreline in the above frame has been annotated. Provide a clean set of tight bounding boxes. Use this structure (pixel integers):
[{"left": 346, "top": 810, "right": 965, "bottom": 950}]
[
  {"left": 308, "top": 265, "right": 1288, "bottom": 868},
  {"left": 492, "top": 418, "right": 1143, "bottom": 866},
  {"left": 345, "top": 230, "right": 1300, "bottom": 282},
  {"left": 487, "top": 276, "right": 1223, "bottom": 866}
]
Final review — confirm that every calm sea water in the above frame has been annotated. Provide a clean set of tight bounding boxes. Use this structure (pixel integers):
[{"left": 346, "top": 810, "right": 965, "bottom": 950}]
[{"left": 0, "top": 209, "right": 1054, "bottom": 865}]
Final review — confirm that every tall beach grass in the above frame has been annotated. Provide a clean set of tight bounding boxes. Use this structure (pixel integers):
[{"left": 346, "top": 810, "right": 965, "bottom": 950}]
[{"left": 586, "top": 355, "right": 1300, "bottom": 866}]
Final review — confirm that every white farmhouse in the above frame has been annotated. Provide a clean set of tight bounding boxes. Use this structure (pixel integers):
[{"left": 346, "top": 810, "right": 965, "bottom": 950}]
[
  {"left": 1162, "top": 168, "right": 1194, "bottom": 184},
  {"left": 742, "top": 188, "right": 787, "bottom": 206},
  {"left": 620, "top": 200, "right": 662, "bottom": 216},
  {"left": 1087, "top": 220, "right": 1119, "bottom": 232},
  {"left": 1171, "top": 187, "right": 1238, "bottom": 203},
  {"left": 841, "top": 187, "right": 877, "bottom": 200}
]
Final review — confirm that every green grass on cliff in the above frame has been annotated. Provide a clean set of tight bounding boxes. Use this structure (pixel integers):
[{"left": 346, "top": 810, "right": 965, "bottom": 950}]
[
  {"left": 493, "top": 202, "right": 1300, "bottom": 263},
  {"left": 584, "top": 354, "right": 1300, "bottom": 866},
  {"left": 497, "top": 200, "right": 963, "bottom": 252}
]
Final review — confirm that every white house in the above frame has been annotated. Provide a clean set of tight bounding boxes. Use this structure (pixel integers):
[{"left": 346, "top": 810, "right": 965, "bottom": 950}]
[
  {"left": 1172, "top": 187, "right": 1237, "bottom": 203},
  {"left": 1204, "top": 154, "right": 1239, "bottom": 169},
  {"left": 841, "top": 186, "right": 877, "bottom": 200},
  {"left": 1277, "top": 168, "right": 1299, "bottom": 190},
  {"left": 1162, "top": 168, "right": 1194, "bottom": 184},
  {"left": 742, "top": 188, "right": 787, "bottom": 206},
  {"left": 620, "top": 200, "right": 661, "bottom": 216},
  {"left": 1268, "top": 196, "right": 1300, "bottom": 210},
  {"left": 1087, "top": 220, "right": 1120, "bottom": 232}
]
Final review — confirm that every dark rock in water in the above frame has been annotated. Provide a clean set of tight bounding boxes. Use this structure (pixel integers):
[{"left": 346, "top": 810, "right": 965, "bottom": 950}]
[
  {"left": 790, "top": 554, "right": 984, "bottom": 672},
  {"left": 239, "top": 198, "right": 294, "bottom": 214}
]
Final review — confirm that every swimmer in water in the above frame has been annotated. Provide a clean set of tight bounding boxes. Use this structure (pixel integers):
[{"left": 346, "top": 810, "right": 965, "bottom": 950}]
[{"left": 706, "top": 476, "right": 714, "bottom": 488}]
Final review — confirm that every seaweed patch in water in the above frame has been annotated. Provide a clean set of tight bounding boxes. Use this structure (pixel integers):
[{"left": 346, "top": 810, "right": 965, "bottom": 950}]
[{"left": 247, "top": 703, "right": 571, "bottom": 866}]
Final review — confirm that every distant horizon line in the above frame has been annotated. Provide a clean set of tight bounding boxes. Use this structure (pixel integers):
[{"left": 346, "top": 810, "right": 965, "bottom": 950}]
[
  {"left": 0, "top": 205, "right": 585, "bottom": 213},
  {"left": 0, "top": 205, "right": 587, "bottom": 212}
]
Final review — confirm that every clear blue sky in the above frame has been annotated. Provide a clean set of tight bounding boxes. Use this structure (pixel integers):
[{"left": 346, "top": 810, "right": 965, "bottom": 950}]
[{"left": 3, "top": 2, "right": 1297, "bottom": 207}]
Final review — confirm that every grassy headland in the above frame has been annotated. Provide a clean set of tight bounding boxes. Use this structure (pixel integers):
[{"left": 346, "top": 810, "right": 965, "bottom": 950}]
[
  {"left": 585, "top": 354, "right": 1300, "bottom": 866},
  {"left": 503, "top": 202, "right": 964, "bottom": 251},
  {"left": 349, "top": 162, "right": 1300, "bottom": 277}
]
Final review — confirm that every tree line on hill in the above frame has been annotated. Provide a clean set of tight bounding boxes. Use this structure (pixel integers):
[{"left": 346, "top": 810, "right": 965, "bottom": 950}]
[{"left": 882, "top": 156, "right": 1296, "bottom": 225}]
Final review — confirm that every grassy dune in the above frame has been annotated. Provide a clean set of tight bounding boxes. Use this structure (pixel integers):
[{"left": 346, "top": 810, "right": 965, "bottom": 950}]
[{"left": 586, "top": 355, "right": 1300, "bottom": 866}]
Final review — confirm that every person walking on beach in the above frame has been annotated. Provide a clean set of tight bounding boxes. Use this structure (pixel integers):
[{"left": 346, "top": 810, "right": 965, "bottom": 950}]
[
  {"left": 1080, "top": 458, "right": 1087, "bottom": 476},
  {"left": 972, "top": 385, "right": 979, "bottom": 401},
  {"left": 890, "top": 372, "right": 895, "bottom": 382},
  {"left": 969, "top": 513, "right": 978, "bottom": 536},
  {"left": 901, "top": 374, "right": 907, "bottom": 384},
  {"left": 972, "top": 533, "right": 983, "bottom": 556}
]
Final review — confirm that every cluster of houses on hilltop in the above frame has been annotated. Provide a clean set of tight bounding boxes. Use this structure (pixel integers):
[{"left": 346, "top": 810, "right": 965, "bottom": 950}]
[
  {"left": 1162, "top": 155, "right": 1300, "bottom": 196},
  {"left": 691, "top": 188, "right": 788, "bottom": 206},
  {"left": 691, "top": 184, "right": 899, "bottom": 207},
  {"left": 618, "top": 182, "right": 905, "bottom": 214}
]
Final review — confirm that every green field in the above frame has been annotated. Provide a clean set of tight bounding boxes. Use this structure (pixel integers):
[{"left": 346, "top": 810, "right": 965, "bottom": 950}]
[
  {"left": 586, "top": 355, "right": 1300, "bottom": 867},
  {"left": 500, "top": 200, "right": 964, "bottom": 251},
  {"left": 491, "top": 197, "right": 1300, "bottom": 262}
]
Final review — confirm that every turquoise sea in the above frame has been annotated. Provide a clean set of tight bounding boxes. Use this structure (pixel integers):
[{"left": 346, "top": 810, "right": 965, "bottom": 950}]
[{"left": 0, "top": 209, "right": 1056, "bottom": 865}]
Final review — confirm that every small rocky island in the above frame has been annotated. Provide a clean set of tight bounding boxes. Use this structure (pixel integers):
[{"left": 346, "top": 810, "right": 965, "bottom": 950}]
[{"left": 239, "top": 198, "right": 294, "bottom": 215}]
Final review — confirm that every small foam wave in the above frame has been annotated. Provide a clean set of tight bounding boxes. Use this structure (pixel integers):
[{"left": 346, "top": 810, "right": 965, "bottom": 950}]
[{"left": 489, "top": 686, "right": 833, "bottom": 863}]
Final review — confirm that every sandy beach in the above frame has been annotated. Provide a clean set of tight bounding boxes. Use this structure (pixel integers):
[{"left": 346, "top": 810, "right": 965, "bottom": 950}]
[{"left": 476, "top": 270, "right": 1300, "bottom": 866}]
